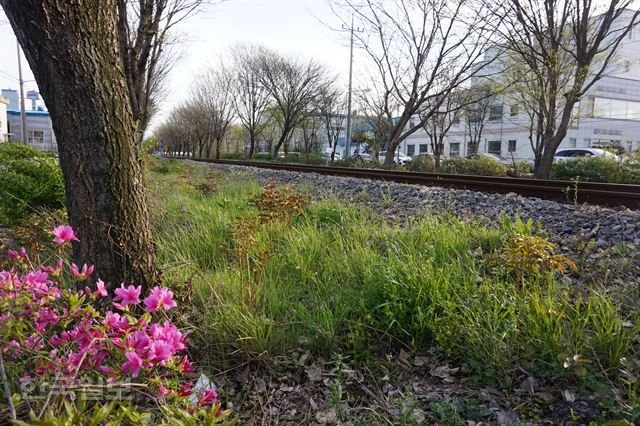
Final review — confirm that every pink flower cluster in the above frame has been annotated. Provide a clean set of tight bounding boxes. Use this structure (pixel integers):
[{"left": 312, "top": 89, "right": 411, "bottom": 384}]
[{"left": 0, "top": 225, "right": 220, "bottom": 414}]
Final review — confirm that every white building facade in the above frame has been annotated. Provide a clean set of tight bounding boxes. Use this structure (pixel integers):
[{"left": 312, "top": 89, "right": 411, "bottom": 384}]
[{"left": 399, "top": 15, "right": 640, "bottom": 161}]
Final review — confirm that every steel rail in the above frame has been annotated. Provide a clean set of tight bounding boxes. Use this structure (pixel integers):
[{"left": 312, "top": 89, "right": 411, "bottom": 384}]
[{"left": 172, "top": 157, "right": 640, "bottom": 209}]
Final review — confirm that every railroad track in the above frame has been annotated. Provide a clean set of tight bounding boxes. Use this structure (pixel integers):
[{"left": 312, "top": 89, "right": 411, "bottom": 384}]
[{"left": 173, "top": 157, "right": 640, "bottom": 209}]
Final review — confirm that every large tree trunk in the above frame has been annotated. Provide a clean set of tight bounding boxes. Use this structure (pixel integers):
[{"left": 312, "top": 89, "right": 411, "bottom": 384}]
[{"left": 3, "top": 0, "right": 160, "bottom": 289}]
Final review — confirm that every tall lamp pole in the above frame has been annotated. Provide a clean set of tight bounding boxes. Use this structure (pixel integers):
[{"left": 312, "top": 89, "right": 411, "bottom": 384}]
[
  {"left": 342, "top": 15, "right": 363, "bottom": 159},
  {"left": 17, "top": 41, "right": 27, "bottom": 145}
]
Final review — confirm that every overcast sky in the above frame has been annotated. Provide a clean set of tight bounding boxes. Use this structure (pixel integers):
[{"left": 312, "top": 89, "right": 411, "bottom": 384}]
[{"left": 0, "top": 0, "right": 356, "bottom": 129}]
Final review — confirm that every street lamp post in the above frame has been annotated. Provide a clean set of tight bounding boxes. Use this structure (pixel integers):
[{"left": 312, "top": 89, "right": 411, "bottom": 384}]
[
  {"left": 342, "top": 15, "right": 363, "bottom": 159},
  {"left": 17, "top": 41, "right": 27, "bottom": 145}
]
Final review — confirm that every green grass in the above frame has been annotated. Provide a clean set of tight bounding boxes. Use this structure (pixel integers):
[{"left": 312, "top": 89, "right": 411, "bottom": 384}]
[{"left": 148, "top": 159, "right": 639, "bottom": 410}]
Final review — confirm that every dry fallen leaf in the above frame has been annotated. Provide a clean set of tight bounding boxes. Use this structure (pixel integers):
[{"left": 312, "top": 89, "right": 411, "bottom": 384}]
[
  {"left": 305, "top": 365, "right": 323, "bottom": 382},
  {"left": 430, "top": 364, "right": 460, "bottom": 383},
  {"left": 413, "top": 356, "right": 430, "bottom": 367},
  {"left": 563, "top": 389, "right": 575, "bottom": 402},
  {"left": 315, "top": 408, "right": 338, "bottom": 425}
]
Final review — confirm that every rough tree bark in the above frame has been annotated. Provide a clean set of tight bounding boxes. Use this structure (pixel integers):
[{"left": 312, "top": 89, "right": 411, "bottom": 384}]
[{"left": 2, "top": 0, "right": 160, "bottom": 289}]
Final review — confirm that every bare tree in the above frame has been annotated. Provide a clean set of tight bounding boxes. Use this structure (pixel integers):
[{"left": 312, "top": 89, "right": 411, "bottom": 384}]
[
  {"left": 192, "top": 68, "right": 235, "bottom": 159},
  {"left": 463, "top": 84, "right": 496, "bottom": 156},
  {"left": 489, "top": 0, "right": 640, "bottom": 178},
  {"left": 258, "top": 54, "right": 328, "bottom": 159},
  {"left": 422, "top": 92, "right": 466, "bottom": 169},
  {"left": 334, "top": 0, "right": 498, "bottom": 166},
  {"left": 116, "top": 0, "right": 211, "bottom": 140},
  {"left": 315, "top": 84, "right": 346, "bottom": 163},
  {"left": 230, "top": 44, "right": 272, "bottom": 158},
  {"left": 299, "top": 113, "right": 322, "bottom": 158},
  {"left": 354, "top": 84, "right": 394, "bottom": 160}
]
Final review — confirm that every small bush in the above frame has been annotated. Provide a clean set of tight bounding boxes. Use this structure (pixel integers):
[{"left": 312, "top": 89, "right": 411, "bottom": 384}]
[
  {"left": 551, "top": 156, "right": 640, "bottom": 183},
  {"left": 496, "top": 234, "right": 577, "bottom": 285},
  {"left": 252, "top": 153, "right": 272, "bottom": 161},
  {"left": 442, "top": 156, "right": 508, "bottom": 176},
  {"left": 405, "top": 155, "right": 435, "bottom": 172},
  {"left": 220, "top": 152, "right": 243, "bottom": 160},
  {"left": 252, "top": 181, "right": 309, "bottom": 222},
  {"left": 509, "top": 160, "right": 533, "bottom": 177},
  {"left": 0, "top": 226, "right": 231, "bottom": 424},
  {"left": 0, "top": 143, "right": 65, "bottom": 226}
]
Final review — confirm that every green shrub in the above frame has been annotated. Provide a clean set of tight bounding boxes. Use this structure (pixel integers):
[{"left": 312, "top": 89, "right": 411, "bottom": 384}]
[
  {"left": 405, "top": 155, "right": 435, "bottom": 172},
  {"left": 221, "top": 151, "right": 243, "bottom": 160},
  {"left": 0, "top": 143, "right": 65, "bottom": 225},
  {"left": 252, "top": 153, "right": 273, "bottom": 161},
  {"left": 510, "top": 160, "right": 533, "bottom": 177},
  {"left": 442, "top": 156, "right": 508, "bottom": 176},
  {"left": 141, "top": 135, "right": 158, "bottom": 154},
  {"left": 551, "top": 156, "right": 640, "bottom": 183}
]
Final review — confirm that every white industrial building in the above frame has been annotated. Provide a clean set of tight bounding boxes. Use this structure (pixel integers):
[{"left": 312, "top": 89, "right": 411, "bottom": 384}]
[{"left": 399, "top": 13, "right": 640, "bottom": 161}]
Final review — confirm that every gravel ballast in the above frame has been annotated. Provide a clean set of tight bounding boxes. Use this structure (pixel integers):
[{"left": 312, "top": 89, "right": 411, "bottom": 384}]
[{"left": 190, "top": 161, "right": 640, "bottom": 250}]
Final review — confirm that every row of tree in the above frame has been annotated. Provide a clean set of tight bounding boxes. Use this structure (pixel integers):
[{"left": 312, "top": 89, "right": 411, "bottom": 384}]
[
  {"left": 160, "top": 0, "right": 638, "bottom": 179},
  {"left": 156, "top": 45, "right": 349, "bottom": 162},
  {"left": 4, "top": 0, "right": 637, "bottom": 288}
]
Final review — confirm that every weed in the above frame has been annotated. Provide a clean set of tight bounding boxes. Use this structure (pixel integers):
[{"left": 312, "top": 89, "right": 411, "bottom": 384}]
[
  {"left": 147, "top": 161, "right": 639, "bottom": 416},
  {"left": 497, "top": 234, "right": 577, "bottom": 286},
  {"left": 252, "top": 181, "right": 309, "bottom": 222}
]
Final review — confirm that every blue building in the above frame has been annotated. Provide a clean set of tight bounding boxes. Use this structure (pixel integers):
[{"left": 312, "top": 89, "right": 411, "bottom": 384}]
[{"left": 7, "top": 108, "right": 57, "bottom": 152}]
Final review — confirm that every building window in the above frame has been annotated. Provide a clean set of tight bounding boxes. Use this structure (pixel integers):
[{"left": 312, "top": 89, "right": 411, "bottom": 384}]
[
  {"left": 419, "top": 144, "right": 429, "bottom": 153},
  {"left": 593, "top": 97, "right": 640, "bottom": 120},
  {"left": 406, "top": 144, "right": 415, "bottom": 156},
  {"left": 508, "top": 140, "right": 516, "bottom": 152},
  {"left": 450, "top": 142, "right": 460, "bottom": 157},
  {"left": 510, "top": 104, "right": 519, "bottom": 116},
  {"left": 28, "top": 130, "right": 45, "bottom": 145},
  {"left": 583, "top": 138, "right": 591, "bottom": 147},
  {"left": 569, "top": 138, "right": 577, "bottom": 148},
  {"left": 489, "top": 105, "right": 503, "bottom": 121},
  {"left": 488, "top": 140, "right": 502, "bottom": 155}
]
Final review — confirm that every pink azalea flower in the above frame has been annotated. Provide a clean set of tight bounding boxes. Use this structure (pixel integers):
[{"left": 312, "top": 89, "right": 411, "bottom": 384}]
[
  {"left": 35, "top": 308, "right": 60, "bottom": 333},
  {"left": 157, "top": 382, "right": 172, "bottom": 398},
  {"left": 70, "top": 263, "right": 94, "bottom": 281},
  {"left": 197, "top": 388, "right": 219, "bottom": 408},
  {"left": 121, "top": 351, "right": 143, "bottom": 378},
  {"left": 113, "top": 283, "right": 141, "bottom": 307},
  {"left": 143, "top": 287, "right": 177, "bottom": 312},
  {"left": 149, "top": 321, "right": 186, "bottom": 353},
  {"left": 147, "top": 340, "right": 173, "bottom": 364},
  {"left": 52, "top": 225, "right": 79, "bottom": 245},
  {"left": 103, "top": 311, "right": 129, "bottom": 330},
  {"left": 177, "top": 355, "right": 195, "bottom": 373},
  {"left": 95, "top": 279, "right": 108, "bottom": 297},
  {"left": 41, "top": 259, "right": 63, "bottom": 276}
]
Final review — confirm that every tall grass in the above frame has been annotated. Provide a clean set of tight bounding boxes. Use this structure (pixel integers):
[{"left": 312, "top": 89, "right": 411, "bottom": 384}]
[{"left": 148, "top": 160, "right": 638, "bottom": 397}]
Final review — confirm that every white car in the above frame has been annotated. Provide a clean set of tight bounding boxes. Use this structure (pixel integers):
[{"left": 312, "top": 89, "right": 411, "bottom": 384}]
[
  {"left": 554, "top": 148, "right": 618, "bottom": 163},
  {"left": 378, "top": 151, "right": 413, "bottom": 165},
  {"left": 466, "top": 153, "right": 511, "bottom": 165}
]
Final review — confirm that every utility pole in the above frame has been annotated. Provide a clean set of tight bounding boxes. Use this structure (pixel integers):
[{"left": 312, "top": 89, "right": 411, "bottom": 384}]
[
  {"left": 342, "top": 15, "right": 363, "bottom": 159},
  {"left": 17, "top": 41, "right": 27, "bottom": 145}
]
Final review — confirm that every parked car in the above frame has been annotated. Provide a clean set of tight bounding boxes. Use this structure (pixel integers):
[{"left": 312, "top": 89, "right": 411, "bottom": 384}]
[
  {"left": 378, "top": 151, "right": 413, "bottom": 165},
  {"left": 412, "top": 152, "right": 434, "bottom": 160},
  {"left": 553, "top": 148, "right": 618, "bottom": 163},
  {"left": 351, "top": 152, "right": 373, "bottom": 161},
  {"left": 323, "top": 151, "right": 342, "bottom": 161},
  {"left": 465, "top": 153, "right": 511, "bottom": 165}
]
